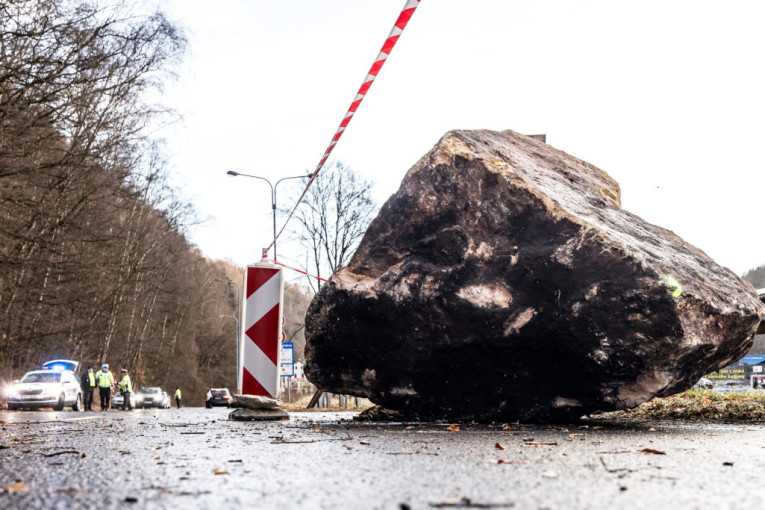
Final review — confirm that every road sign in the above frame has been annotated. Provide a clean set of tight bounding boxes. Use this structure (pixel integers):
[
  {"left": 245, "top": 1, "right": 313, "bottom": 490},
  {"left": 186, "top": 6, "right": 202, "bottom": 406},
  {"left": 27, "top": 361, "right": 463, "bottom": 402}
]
[{"left": 280, "top": 342, "right": 294, "bottom": 377}]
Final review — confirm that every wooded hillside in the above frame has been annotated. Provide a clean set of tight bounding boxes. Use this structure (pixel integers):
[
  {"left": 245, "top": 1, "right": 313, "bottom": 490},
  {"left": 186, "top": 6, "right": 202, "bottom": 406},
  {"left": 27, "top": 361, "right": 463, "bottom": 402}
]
[
  {"left": 742, "top": 265, "right": 765, "bottom": 290},
  {"left": 0, "top": 0, "right": 314, "bottom": 402}
]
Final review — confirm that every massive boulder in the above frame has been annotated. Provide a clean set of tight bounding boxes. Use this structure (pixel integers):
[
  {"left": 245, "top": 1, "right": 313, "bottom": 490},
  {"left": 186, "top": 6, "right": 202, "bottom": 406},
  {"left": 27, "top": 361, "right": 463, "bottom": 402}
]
[{"left": 304, "top": 129, "right": 764, "bottom": 422}]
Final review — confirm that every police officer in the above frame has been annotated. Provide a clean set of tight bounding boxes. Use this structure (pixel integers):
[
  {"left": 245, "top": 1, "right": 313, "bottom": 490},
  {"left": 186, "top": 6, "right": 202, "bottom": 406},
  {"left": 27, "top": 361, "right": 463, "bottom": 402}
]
[
  {"left": 94, "top": 364, "right": 114, "bottom": 411},
  {"left": 119, "top": 368, "right": 133, "bottom": 411},
  {"left": 80, "top": 366, "right": 96, "bottom": 411},
  {"left": 174, "top": 387, "right": 181, "bottom": 409}
]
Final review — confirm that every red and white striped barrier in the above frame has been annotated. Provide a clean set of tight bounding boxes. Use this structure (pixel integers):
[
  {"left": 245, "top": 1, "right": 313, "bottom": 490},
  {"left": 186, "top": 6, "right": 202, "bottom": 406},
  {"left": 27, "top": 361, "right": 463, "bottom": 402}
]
[
  {"left": 239, "top": 259, "right": 285, "bottom": 397},
  {"left": 267, "top": 0, "right": 421, "bottom": 255},
  {"left": 311, "top": 0, "right": 421, "bottom": 175},
  {"left": 270, "top": 259, "right": 327, "bottom": 283}
]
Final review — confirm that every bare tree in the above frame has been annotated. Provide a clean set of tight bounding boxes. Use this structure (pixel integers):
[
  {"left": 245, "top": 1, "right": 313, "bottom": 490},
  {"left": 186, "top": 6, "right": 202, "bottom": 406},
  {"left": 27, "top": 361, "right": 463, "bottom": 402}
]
[{"left": 286, "top": 161, "right": 376, "bottom": 292}]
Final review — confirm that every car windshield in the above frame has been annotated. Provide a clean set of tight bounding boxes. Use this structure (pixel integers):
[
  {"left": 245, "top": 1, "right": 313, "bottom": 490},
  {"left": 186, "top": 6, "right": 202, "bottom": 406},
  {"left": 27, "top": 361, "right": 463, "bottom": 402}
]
[
  {"left": 140, "top": 388, "right": 160, "bottom": 394},
  {"left": 21, "top": 372, "right": 61, "bottom": 384}
]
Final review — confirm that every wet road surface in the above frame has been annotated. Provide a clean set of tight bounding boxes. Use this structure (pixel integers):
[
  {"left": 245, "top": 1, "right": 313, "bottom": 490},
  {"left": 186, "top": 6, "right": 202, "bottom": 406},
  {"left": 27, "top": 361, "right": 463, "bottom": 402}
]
[{"left": 0, "top": 407, "right": 763, "bottom": 509}]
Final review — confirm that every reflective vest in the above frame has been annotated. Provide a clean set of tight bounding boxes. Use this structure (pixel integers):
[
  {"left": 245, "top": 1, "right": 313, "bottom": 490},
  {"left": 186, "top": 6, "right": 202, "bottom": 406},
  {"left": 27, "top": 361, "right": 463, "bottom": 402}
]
[
  {"left": 120, "top": 374, "right": 132, "bottom": 393},
  {"left": 95, "top": 370, "right": 113, "bottom": 388},
  {"left": 174, "top": 389, "right": 181, "bottom": 400},
  {"left": 88, "top": 372, "right": 96, "bottom": 387}
]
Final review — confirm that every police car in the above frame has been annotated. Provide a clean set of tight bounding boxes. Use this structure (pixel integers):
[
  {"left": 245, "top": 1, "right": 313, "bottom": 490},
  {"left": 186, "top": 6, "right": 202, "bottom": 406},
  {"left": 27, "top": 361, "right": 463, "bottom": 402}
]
[{"left": 6, "top": 368, "right": 82, "bottom": 411}]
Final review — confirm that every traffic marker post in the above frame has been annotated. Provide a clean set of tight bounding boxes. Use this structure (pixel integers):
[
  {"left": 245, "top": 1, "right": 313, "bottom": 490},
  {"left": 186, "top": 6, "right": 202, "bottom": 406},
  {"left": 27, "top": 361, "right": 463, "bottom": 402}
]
[{"left": 240, "top": 255, "right": 285, "bottom": 398}]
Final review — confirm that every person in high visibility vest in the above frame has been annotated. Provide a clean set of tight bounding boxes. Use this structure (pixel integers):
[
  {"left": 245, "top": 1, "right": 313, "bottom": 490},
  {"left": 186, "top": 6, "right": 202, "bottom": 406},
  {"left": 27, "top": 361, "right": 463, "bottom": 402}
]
[
  {"left": 94, "top": 364, "right": 114, "bottom": 411},
  {"left": 174, "top": 388, "right": 181, "bottom": 409},
  {"left": 119, "top": 368, "right": 133, "bottom": 411},
  {"left": 79, "top": 366, "right": 96, "bottom": 411}
]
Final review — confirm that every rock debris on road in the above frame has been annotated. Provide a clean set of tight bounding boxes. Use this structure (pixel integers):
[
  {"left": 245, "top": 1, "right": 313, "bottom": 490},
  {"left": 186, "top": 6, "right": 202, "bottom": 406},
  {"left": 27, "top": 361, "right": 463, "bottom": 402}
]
[{"left": 0, "top": 408, "right": 763, "bottom": 509}]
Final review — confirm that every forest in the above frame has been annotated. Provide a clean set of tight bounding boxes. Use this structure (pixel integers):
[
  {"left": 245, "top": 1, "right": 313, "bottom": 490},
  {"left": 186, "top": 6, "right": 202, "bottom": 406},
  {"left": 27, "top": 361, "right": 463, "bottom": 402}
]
[{"left": 0, "top": 0, "right": 311, "bottom": 401}]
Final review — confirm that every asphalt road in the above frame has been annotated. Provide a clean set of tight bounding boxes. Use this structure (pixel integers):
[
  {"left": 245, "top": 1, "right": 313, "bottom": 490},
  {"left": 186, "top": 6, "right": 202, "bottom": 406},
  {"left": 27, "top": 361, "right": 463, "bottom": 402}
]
[{"left": 0, "top": 407, "right": 763, "bottom": 509}]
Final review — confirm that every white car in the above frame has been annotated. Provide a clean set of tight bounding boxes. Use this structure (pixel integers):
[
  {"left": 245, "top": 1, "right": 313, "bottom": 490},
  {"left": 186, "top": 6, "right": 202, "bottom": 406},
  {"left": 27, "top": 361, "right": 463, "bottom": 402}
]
[
  {"left": 136, "top": 387, "right": 164, "bottom": 408},
  {"left": 7, "top": 370, "right": 82, "bottom": 411},
  {"left": 112, "top": 391, "right": 137, "bottom": 409}
]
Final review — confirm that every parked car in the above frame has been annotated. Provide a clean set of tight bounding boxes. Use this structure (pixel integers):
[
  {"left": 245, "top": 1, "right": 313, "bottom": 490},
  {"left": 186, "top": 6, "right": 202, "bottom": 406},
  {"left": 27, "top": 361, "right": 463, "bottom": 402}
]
[
  {"left": 6, "top": 369, "right": 82, "bottom": 411},
  {"left": 160, "top": 391, "right": 171, "bottom": 409},
  {"left": 693, "top": 377, "right": 714, "bottom": 389},
  {"left": 112, "top": 391, "right": 137, "bottom": 409},
  {"left": 137, "top": 387, "right": 164, "bottom": 409},
  {"left": 209, "top": 388, "right": 232, "bottom": 407}
]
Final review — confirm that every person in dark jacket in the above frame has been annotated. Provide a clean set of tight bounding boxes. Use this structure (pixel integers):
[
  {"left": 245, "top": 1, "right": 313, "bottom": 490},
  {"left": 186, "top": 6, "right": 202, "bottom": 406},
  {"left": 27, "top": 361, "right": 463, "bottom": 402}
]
[{"left": 80, "top": 366, "right": 96, "bottom": 411}]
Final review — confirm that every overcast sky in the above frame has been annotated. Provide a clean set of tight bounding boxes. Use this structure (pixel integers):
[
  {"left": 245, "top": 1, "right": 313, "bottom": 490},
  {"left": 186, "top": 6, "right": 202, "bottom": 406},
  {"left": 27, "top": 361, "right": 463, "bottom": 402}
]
[{"left": 158, "top": 0, "right": 765, "bottom": 277}]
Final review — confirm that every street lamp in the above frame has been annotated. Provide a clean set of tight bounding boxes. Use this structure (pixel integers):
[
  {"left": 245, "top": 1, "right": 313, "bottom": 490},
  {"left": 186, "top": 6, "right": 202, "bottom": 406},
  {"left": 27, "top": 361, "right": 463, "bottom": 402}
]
[{"left": 226, "top": 170, "right": 309, "bottom": 261}]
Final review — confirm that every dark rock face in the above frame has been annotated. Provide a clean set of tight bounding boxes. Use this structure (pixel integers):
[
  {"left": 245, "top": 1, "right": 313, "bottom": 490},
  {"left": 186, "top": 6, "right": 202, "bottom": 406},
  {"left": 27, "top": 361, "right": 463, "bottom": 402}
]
[{"left": 305, "top": 129, "right": 765, "bottom": 422}]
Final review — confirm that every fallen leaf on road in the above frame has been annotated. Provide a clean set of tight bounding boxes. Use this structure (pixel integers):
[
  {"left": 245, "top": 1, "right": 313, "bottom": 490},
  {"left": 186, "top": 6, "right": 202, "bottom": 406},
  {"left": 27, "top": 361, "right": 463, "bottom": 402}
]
[
  {"left": 523, "top": 442, "right": 558, "bottom": 447},
  {"left": 405, "top": 426, "right": 415, "bottom": 430},
  {"left": 119, "top": 450, "right": 131, "bottom": 455},
  {"left": 213, "top": 468, "right": 229, "bottom": 475},
  {"left": 489, "top": 459, "right": 510, "bottom": 464},
  {"left": 360, "top": 441, "right": 371, "bottom": 445},
  {"left": 593, "top": 426, "right": 603, "bottom": 429},
  {"left": 723, "top": 461, "right": 733, "bottom": 466},
  {"left": 345, "top": 446, "right": 359, "bottom": 451},
  {"left": 541, "top": 470, "right": 558, "bottom": 478},
  {"left": 445, "top": 425, "right": 460, "bottom": 432},
  {"left": 2, "top": 482, "right": 28, "bottom": 493},
  {"left": 0, "top": 420, "right": 5, "bottom": 425},
  {"left": 639, "top": 448, "right": 665, "bottom": 455},
  {"left": 495, "top": 443, "right": 506, "bottom": 450}
]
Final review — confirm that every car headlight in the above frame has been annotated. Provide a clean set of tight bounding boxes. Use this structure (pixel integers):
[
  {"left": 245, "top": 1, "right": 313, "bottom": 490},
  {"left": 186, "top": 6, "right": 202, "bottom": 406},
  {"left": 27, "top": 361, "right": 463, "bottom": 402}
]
[{"left": 3, "top": 384, "right": 16, "bottom": 398}]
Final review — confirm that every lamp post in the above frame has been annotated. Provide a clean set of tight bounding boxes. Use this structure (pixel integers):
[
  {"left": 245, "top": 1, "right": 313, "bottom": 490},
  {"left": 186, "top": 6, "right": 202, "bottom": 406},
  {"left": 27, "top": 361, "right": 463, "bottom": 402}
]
[{"left": 226, "top": 170, "right": 309, "bottom": 261}]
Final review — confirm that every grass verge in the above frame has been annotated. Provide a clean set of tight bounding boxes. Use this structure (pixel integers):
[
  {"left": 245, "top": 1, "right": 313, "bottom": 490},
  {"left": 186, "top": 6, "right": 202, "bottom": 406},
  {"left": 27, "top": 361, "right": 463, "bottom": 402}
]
[{"left": 594, "top": 389, "right": 765, "bottom": 422}]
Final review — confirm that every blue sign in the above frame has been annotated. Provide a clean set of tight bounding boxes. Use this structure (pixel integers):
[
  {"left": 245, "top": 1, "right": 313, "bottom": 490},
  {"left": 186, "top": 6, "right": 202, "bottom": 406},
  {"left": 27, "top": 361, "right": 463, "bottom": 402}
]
[{"left": 280, "top": 342, "right": 294, "bottom": 377}]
